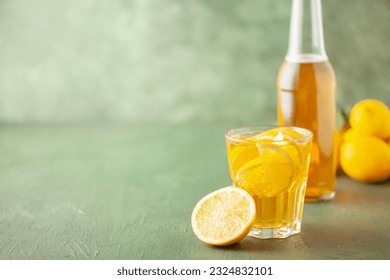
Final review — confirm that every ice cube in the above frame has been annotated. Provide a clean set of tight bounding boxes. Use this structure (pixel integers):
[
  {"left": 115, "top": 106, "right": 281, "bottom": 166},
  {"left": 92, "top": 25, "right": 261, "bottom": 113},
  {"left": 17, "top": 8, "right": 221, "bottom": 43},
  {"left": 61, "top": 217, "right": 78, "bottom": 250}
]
[{"left": 274, "top": 131, "right": 285, "bottom": 141}]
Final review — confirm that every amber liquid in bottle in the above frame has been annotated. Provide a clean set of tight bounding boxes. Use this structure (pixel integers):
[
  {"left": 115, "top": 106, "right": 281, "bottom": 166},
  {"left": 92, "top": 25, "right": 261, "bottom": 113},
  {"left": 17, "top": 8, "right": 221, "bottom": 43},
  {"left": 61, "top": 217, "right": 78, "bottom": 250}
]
[{"left": 277, "top": 0, "right": 336, "bottom": 201}]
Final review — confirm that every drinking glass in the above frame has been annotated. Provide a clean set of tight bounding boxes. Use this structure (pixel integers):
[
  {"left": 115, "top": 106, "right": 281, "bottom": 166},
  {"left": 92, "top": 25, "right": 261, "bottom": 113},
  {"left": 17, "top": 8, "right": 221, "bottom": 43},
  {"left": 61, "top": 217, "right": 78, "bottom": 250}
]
[{"left": 225, "top": 126, "right": 313, "bottom": 239}]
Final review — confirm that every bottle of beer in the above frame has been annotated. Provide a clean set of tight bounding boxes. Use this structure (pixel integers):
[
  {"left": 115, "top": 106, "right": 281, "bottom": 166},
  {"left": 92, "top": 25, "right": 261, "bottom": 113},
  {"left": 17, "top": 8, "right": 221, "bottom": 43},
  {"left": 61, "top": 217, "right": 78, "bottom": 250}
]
[{"left": 277, "top": 0, "right": 336, "bottom": 202}]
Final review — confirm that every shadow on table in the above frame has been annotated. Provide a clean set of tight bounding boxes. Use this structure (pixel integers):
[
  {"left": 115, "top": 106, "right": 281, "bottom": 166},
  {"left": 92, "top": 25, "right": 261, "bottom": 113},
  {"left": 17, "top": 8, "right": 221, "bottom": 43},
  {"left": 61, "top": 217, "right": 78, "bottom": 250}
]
[
  {"left": 333, "top": 176, "right": 390, "bottom": 206},
  {"left": 212, "top": 220, "right": 390, "bottom": 259},
  {"left": 205, "top": 177, "right": 390, "bottom": 259},
  {"left": 213, "top": 234, "right": 307, "bottom": 256}
]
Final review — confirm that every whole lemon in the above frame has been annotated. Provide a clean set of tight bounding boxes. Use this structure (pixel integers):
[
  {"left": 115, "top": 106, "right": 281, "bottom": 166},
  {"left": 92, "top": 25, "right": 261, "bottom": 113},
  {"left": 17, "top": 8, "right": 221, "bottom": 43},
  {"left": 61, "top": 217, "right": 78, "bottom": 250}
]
[
  {"left": 340, "top": 129, "right": 390, "bottom": 183},
  {"left": 349, "top": 99, "right": 390, "bottom": 140}
]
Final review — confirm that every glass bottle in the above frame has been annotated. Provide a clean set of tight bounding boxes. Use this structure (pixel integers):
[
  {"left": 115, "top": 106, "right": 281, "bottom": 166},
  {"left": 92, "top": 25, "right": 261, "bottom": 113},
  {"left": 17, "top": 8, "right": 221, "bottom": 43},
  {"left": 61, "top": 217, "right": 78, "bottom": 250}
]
[{"left": 277, "top": 0, "right": 336, "bottom": 202}]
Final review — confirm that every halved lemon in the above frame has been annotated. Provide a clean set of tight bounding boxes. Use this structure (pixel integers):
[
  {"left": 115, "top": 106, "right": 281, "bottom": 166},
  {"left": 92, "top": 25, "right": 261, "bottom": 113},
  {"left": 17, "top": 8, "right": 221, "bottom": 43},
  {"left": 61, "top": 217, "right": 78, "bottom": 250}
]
[{"left": 191, "top": 186, "right": 256, "bottom": 246}]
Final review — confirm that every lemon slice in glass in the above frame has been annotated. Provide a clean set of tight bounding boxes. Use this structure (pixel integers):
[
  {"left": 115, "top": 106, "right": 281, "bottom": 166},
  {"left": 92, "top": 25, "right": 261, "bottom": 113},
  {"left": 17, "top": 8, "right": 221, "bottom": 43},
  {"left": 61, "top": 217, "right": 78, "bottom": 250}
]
[{"left": 235, "top": 144, "right": 294, "bottom": 198}]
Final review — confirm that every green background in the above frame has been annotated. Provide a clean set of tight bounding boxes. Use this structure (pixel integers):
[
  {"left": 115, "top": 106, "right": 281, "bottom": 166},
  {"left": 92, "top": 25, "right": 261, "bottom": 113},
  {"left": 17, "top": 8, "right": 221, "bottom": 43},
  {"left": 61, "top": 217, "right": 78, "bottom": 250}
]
[
  {"left": 1, "top": 0, "right": 390, "bottom": 260},
  {"left": 0, "top": 0, "right": 389, "bottom": 124}
]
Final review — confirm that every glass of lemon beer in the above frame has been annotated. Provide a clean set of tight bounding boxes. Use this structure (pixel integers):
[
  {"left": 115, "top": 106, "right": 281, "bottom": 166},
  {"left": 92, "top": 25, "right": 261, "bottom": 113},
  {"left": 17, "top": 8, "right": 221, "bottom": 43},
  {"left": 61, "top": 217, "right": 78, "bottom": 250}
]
[{"left": 225, "top": 126, "right": 313, "bottom": 239}]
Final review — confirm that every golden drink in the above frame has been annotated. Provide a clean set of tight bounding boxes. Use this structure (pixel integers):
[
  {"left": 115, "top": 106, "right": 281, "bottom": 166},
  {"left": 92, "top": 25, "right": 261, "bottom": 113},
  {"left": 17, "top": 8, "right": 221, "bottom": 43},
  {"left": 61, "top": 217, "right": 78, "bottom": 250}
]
[
  {"left": 278, "top": 59, "right": 336, "bottom": 201},
  {"left": 278, "top": 0, "right": 336, "bottom": 201},
  {"left": 226, "top": 127, "right": 313, "bottom": 239}
]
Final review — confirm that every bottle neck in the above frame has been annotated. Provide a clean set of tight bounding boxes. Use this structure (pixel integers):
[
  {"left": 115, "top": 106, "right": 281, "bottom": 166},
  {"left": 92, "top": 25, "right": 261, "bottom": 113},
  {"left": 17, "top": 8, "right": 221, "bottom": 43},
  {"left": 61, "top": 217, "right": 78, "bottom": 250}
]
[{"left": 286, "top": 0, "right": 328, "bottom": 63}]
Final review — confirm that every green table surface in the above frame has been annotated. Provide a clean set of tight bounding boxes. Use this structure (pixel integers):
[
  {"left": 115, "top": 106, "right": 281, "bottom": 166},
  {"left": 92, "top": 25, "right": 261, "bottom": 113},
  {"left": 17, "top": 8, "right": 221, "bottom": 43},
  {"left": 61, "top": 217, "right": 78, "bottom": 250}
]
[{"left": 1, "top": 124, "right": 389, "bottom": 260}]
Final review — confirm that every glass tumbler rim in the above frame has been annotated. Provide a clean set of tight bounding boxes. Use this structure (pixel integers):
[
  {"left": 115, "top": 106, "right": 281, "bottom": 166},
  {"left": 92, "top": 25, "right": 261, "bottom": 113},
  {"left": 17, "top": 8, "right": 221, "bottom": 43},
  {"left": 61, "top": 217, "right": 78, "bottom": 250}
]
[{"left": 225, "top": 125, "right": 313, "bottom": 144}]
